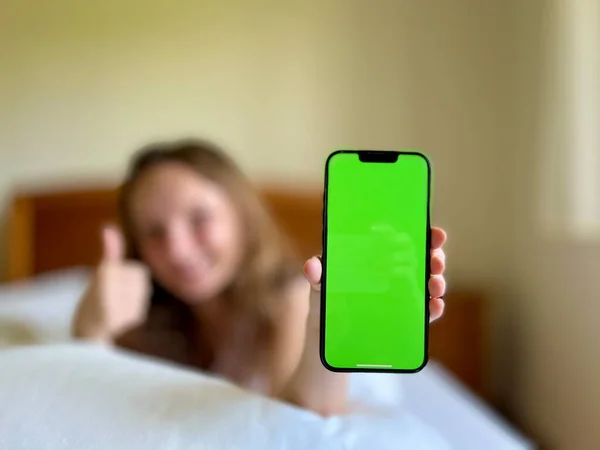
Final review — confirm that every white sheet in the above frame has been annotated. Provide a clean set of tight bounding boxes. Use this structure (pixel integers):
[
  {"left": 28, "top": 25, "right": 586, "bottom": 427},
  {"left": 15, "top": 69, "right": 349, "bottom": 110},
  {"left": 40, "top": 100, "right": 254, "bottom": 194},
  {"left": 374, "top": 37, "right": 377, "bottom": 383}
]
[
  {"left": 0, "top": 343, "right": 449, "bottom": 450},
  {"left": 403, "top": 363, "right": 534, "bottom": 449},
  {"left": 0, "top": 269, "right": 534, "bottom": 449}
]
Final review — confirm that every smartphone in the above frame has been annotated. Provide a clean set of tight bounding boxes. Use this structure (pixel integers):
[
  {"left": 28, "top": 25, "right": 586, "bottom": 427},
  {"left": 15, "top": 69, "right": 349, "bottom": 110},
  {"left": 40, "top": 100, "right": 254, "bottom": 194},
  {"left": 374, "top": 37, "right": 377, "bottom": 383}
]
[{"left": 320, "top": 150, "right": 431, "bottom": 373}]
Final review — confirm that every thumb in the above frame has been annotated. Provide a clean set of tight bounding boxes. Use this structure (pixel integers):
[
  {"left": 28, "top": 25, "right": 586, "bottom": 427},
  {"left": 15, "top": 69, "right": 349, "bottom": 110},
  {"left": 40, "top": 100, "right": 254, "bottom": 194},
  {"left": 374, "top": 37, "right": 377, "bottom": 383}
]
[
  {"left": 101, "top": 224, "right": 125, "bottom": 262},
  {"left": 304, "top": 256, "right": 322, "bottom": 323},
  {"left": 304, "top": 256, "right": 322, "bottom": 298}
]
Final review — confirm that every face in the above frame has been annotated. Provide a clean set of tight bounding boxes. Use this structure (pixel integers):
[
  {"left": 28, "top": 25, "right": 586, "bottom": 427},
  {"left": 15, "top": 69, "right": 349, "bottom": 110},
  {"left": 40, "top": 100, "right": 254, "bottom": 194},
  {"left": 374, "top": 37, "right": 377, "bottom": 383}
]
[{"left": 129, "top": 162, "right": 244, "bottom": 304}]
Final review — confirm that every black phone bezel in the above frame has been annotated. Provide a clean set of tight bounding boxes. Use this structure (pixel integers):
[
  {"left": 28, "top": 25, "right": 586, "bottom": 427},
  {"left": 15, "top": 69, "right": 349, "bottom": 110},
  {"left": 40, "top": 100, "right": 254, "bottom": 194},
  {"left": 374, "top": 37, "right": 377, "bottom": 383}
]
[{"left": 319, "top": 149, "right": 432, "bottom": 374}]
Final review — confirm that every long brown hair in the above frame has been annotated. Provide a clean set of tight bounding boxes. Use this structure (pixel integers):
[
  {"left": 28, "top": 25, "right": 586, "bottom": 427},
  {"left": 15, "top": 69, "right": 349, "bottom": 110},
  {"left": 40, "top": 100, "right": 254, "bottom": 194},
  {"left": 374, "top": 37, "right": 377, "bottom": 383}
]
[{"left": 118, "top": 138, "right": 300, "bottom": 325}]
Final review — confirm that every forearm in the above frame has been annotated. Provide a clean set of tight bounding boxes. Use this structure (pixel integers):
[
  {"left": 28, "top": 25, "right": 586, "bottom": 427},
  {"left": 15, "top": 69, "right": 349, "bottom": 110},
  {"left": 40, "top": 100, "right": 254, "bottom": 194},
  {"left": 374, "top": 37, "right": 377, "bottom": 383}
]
[{"left": 279, "top": 317, "right": 348, "bottom": 416}]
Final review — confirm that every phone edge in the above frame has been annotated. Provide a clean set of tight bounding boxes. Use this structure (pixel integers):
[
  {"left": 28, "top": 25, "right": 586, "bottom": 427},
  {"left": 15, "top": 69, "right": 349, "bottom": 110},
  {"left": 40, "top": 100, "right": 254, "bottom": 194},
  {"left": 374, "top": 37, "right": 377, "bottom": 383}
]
[{"left": 319, "top": 149, "right": 432, "bottom": 374}]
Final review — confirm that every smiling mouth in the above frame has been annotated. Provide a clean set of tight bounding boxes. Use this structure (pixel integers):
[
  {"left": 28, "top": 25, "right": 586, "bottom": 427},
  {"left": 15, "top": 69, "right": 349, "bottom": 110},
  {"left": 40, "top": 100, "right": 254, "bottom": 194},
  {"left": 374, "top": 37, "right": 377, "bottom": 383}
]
[{"left": 175, "top": 263, "right": 211, "bottom": 282}]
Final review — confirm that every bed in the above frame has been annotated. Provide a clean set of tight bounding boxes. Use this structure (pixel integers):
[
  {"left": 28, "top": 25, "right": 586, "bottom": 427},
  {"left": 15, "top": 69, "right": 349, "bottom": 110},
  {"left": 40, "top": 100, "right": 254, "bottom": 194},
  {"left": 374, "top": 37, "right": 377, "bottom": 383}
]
[{"left": 0, "top": 184, "right": 535, "bottom": 449}]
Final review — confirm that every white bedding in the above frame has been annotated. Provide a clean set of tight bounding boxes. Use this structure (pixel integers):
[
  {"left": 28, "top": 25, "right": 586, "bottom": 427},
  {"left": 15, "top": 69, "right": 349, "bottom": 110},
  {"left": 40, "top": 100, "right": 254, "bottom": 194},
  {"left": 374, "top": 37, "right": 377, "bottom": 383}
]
[
  {"left": 0, "top": 269, "right": 534, "bottom": 450},
  {"left": 0, "top": 344, "right": 450, "bottom": 450}
]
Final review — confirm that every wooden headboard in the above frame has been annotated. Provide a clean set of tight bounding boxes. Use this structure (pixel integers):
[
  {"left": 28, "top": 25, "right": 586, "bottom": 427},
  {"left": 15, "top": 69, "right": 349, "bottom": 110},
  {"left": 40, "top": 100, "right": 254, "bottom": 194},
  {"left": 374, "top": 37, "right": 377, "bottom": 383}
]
[
  {"left": 5, "top": 186, "right": 323, "bottom": 281},
  {"left": 3, "top": 184, "right": 486, "bottom": 398}
]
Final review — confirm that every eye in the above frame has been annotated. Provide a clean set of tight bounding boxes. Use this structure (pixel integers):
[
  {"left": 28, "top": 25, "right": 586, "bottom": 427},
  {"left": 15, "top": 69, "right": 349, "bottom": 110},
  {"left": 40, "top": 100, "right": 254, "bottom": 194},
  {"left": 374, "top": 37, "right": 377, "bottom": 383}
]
[{"left": 142, "top": 223, "right": 165, "bottom": 242}]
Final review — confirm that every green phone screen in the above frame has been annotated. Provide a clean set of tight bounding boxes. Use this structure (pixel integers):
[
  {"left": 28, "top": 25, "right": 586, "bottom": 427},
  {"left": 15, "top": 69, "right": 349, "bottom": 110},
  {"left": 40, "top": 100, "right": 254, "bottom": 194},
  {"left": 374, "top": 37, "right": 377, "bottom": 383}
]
[{"left": 321, "top": 151, "right": 431, "bottom": 372}]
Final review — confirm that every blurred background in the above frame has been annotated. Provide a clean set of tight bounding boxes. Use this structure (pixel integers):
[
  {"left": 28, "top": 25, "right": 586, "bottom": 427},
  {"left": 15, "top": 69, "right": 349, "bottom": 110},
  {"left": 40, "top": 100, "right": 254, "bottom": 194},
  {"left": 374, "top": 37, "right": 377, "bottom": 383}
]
[{"left": 0, "top": 0, "right": 598, "bottom": 449}]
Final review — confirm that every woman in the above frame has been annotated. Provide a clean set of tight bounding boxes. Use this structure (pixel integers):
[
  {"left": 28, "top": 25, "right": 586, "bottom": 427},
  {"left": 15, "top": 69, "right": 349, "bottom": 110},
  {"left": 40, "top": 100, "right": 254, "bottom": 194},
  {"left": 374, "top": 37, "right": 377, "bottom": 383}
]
[{"left": 72, "top": 138, "right": 447, "bottom": 416}]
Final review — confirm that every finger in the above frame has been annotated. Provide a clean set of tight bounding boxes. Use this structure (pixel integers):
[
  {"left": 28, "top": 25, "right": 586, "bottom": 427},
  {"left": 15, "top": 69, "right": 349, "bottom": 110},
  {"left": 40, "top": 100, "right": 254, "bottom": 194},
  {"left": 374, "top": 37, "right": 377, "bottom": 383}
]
[
  {"left": 432, "top": 247, "right": 445, "bottom": 262},
  {"left": 102, "top": 224, "right": 125, "bottom": 262},
  {"left": 430, "top": 249, "right": 445, "bottom": 275},
  {"left": 303, "top": 256, "right": 322, "bottom": 290},
  {"left": 430, "top": 227, "right": 447, "bottom": 249},
  {"left": 428, "top": 275, "right": 446, "bottom": 298},
  {"left": 429, "top": 297, "right": 445, "bottom": 322}
]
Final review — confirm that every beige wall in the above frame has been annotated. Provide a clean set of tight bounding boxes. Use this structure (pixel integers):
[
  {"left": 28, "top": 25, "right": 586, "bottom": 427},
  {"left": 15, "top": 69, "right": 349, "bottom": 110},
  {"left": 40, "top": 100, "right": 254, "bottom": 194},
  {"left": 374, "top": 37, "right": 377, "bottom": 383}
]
[
  {"left": 1, "top": 0, "right": 598, "bottom": 448},
  {"left": 505, "top": 1, "right": 600, "bottom": 448},
  {"left": 0, "top": 0, "right": 513, "bottom": 284}
]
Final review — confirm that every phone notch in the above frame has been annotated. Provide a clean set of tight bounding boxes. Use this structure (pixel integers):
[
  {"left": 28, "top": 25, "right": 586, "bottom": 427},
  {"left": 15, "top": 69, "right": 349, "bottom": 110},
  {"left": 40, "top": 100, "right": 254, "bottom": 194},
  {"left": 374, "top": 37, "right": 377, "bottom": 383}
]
[{"left": 358, "top": 151, "right": 399, "bottom": 163}]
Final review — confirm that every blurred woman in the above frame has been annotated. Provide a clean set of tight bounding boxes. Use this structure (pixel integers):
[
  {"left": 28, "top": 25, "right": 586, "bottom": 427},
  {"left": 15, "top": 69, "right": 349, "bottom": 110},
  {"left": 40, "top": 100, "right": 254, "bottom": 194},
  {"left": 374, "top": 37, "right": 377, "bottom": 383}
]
[{"left": 72, "top": 139, "right": 447, "bottom": 415}]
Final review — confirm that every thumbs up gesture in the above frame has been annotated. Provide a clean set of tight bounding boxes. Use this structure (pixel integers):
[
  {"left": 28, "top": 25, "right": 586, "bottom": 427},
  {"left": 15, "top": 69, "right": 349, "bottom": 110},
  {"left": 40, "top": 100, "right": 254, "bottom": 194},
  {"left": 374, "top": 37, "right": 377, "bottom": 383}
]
[{"left": 73, "top": 225, "right": 150, "bottom": 342}]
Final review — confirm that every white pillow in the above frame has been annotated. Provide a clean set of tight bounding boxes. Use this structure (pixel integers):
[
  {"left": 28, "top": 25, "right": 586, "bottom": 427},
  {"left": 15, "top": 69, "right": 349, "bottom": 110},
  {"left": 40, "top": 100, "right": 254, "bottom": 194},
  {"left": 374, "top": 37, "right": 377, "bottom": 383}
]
[
  {"left": 0, "top": 343, "right": 449, "bottom": 450},
  {"left": 0, "top": 268, "right": 90, "bottom": 347}
]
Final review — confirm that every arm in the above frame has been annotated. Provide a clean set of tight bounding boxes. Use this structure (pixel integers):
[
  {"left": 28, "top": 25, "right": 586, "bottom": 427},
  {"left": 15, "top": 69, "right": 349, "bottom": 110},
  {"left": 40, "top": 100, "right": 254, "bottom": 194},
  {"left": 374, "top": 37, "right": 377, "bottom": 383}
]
[
  {"left": 264, "top": 278, "right": 309, "bottom": 397},
  {"left": 271, "top": 272, "right": 349, "bottom": 416},
  {"left": 273, "top": 226, "right": 448, "bottom": 416},
  {"left": 279, "top": 306, "right": 349, "bottom": 416}
]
